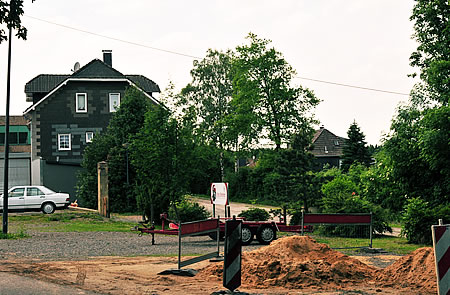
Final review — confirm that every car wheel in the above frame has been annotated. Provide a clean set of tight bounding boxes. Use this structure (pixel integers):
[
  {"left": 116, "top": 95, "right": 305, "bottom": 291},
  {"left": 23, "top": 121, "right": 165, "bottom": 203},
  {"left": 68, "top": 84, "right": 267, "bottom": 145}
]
[
  {"left": 256, "top": 225, "right": 276, "bottom": 245},
  {"left": 241, "top": 225, "right": 253, "bottom": 245},
  {"left": 42, "top": 202, "right": 56, "bottom": 214}
]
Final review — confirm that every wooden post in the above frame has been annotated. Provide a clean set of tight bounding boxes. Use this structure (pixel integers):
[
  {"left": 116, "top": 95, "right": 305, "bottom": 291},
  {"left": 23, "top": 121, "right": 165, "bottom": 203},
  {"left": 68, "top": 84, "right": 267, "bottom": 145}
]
[{"left": 97, "top": 161, "right": 109, "bottom": 218}]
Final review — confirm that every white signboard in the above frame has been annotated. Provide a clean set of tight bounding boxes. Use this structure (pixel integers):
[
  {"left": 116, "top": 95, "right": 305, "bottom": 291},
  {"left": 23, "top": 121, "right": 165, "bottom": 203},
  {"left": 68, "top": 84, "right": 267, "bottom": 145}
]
[{"left": 211, "top": 183, "right": 228, "bottom": 205}]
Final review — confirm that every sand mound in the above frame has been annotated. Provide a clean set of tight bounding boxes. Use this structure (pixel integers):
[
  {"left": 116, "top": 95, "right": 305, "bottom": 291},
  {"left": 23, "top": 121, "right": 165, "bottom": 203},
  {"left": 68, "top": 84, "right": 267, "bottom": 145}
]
[
  {"left": 376, "top": 247, "right": 437, "bottom": 293},
  {"left": 198, "top": 236, "right": 376, "bottom": 290}
]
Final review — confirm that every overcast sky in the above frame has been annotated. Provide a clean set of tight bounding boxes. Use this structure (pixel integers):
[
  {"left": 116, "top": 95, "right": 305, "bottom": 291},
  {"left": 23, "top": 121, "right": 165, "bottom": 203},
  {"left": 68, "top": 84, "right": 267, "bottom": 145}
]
[{"left": 0, "top": 0, "right": 419, "bottom": 145}]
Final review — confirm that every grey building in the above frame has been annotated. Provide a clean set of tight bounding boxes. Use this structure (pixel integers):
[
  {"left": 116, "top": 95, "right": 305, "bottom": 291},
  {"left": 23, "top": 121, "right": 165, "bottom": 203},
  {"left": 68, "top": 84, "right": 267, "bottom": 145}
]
[
  {"left": 23, "top": 50, "right": 160, "bottom": 199},
  {"left": 0, "top": 116, "right": 31, "bottom": 191}
]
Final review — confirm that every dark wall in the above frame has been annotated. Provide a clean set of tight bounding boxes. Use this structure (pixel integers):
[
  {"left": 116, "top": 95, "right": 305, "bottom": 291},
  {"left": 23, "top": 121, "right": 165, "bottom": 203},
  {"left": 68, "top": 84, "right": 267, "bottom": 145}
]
[
  {"left": 42, "top": 161, "right": 84, "bottom": 201},
  {"left": 36, "top": 80, "right": 128, "bottom": 163}
]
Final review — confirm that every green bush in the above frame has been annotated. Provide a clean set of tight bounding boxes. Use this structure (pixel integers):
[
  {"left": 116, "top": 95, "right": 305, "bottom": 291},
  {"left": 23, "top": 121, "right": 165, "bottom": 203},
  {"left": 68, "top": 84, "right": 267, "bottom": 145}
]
[
  {"left": 402, "top": 197, "right": 450, "bottom": 245},
  {"left": 168, "top": 198, "right": 211, "bottom": 222},
  {"left": 320, "top": 174, "right": 391, "bottom": 235},
  {"left": 238, "top": 207, "right": 270, "bottom": 221}
]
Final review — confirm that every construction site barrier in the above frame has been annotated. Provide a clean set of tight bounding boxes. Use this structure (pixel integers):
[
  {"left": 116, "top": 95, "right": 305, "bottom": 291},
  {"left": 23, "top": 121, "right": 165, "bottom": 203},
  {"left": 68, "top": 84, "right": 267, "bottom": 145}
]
[
  {"left": 431, "top": 221, "right": 450, "bottom": 295},
  {"left": 177, "top": 218, "right": 220, "bottom": 269},
  {"left": 301, "top": 212, "right": 373, "bottom": 248}
]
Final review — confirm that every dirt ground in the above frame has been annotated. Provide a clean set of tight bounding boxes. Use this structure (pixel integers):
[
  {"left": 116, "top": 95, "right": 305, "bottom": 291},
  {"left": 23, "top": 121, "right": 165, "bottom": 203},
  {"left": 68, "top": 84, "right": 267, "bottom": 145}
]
[{"left": 0, "top": 236, "right": 438, "bottom": 295}]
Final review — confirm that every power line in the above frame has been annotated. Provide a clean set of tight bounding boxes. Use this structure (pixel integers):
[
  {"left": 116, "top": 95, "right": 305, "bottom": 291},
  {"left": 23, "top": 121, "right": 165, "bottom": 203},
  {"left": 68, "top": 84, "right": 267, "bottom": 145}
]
[
  {"left": 24, "top": 15, "right": 203, "bottom": 59},
  {"left": 295, "top": 76, "right": 410, "bottom": 96},
  {"left": 25, "top": 14, "right": 410, "bottom": 96}
]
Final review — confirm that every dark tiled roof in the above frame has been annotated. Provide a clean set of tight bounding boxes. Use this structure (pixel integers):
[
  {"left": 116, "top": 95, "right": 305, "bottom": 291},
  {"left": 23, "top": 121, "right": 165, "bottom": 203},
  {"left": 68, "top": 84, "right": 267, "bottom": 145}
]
[
  {"left": 72, "top": 59, "right": 124, "bottom": 78},
  {"left": 126, "top": 75, "right": 160, "bottom": 93},
  {"left": 310, "top": 128, "right": 347, "bottom": 157},
  {"left": 25, "top": 59, "right": 160, "bottom": 94},
  {"left": 24, "top": 74, "right": 69, "bottom": 93}
]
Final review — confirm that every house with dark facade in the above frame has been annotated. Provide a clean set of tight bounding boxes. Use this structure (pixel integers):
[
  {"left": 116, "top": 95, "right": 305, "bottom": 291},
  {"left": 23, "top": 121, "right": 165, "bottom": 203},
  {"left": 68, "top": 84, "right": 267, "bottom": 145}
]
[
  {"left": 0, "top": 115, "right": 31, "bottom": 190},
  {"left": 23, "top": 50, "right": 160, "bottom": 199},
  {"left": 310, "top": 126, "right": 347, "bottom": 170}
]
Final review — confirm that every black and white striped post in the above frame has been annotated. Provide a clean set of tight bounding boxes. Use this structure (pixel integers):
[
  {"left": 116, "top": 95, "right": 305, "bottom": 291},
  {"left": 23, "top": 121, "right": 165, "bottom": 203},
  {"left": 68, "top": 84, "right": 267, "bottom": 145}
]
[{"left": 223, "top": 216, "right": 242, "bottom": 292}]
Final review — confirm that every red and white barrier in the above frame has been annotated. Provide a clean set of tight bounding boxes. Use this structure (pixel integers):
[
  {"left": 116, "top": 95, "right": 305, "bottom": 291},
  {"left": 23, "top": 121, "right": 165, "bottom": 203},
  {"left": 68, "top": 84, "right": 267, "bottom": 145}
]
[
  {"left": 432, "top": 223, "right": 450, "bottom": 295},
  {"left": 223, "top": 217, "right": 242, "bottom": 292}
]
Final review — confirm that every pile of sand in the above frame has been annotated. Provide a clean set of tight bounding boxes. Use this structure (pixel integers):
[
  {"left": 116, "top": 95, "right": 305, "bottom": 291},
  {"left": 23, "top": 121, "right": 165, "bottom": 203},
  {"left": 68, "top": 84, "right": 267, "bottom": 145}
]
[
  {"left": 198, "top": 236, "right": 376, "bottom": 290},
  {"left": 198, "top": 236, "right": 438, "bottom": 293},
  {"left": 376, "top": 247, "right": 437, "bottom": 293}
]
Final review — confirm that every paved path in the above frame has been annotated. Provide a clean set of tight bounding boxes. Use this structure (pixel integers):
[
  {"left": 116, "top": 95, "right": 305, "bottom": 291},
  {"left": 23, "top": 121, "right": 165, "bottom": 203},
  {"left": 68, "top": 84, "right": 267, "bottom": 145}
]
[{"left": 0, "top": 272, "right": 99, "bottom": 295}]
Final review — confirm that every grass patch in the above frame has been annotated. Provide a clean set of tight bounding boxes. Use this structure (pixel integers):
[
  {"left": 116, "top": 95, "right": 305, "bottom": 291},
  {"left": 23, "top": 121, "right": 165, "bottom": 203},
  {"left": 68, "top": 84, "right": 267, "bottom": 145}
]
[
  {"left": 7, "top": 211, "right": 135, "bottom": 233},
  {"left": 309, "top": 234, "right": 426, "bottom": 255},
  {"left": 0, "top": 227, "right": 30, "bottom": 239}
]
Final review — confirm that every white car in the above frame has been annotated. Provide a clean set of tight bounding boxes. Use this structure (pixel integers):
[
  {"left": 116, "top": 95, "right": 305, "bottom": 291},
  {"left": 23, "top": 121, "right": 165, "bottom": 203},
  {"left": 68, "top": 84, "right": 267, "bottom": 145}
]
[{"left": 0, "top": 186, "right": 70, "bottom": 214}]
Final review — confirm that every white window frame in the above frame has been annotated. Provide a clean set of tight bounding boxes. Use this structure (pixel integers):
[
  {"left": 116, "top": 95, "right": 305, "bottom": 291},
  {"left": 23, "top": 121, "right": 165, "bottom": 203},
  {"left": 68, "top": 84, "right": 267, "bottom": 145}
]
[
  {"left": 109, "top": 93, "right": 121, "bottom": 112},
  {"left": 76, "top": 93, "right": 87, "bottom": 113},
  {"left": 58, "top": 134, "right": 71, "bottom": 151},
  {"left": 86, "top": 132, "right": 94, "bottom": 143}
]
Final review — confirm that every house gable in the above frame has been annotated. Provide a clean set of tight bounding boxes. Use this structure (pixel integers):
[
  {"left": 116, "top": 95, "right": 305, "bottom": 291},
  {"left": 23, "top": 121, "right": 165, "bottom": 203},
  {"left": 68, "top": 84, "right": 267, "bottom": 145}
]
[
  {"left": 72, "top": 59, "right": 124, "bottom": 79},
  {"left": 311, "top": 127, "right": 347, "bottom": 170}
]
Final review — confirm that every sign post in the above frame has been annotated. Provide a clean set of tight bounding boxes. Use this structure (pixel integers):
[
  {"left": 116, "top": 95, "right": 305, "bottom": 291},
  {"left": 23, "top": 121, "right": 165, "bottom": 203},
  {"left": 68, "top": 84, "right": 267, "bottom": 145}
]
[
  {"left": 223, "top": 216, "right": 242, "bottom": 292},
  {"left": 211, "top": 183, "right": 228, "bottom": 218}
]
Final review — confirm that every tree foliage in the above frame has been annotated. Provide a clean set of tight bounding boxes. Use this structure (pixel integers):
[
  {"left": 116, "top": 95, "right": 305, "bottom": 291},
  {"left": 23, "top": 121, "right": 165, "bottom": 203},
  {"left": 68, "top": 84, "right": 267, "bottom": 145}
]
[
  {"left": 409, "top": 0, "right": 450, "bottom": 104},
  {"left": 77, "top": 87, "right": 151, "bottom": 212},
  {"left": 232, "top": 33, "right": 319, "bottom": 150},
  {"left": 383, "top": 101, "right": 449, "bottom": 207},
  {"left": 130, "top": 104, "right": 196, "bottom": 220},
  {"left": 0, "top": 0, "right": 31, "bottom": 43},
  {"left": 180, "top": 49, "right": 235, "bottom": 149},
  {"left": 341, "top": 121, "right": 371, "bottom": 171}
]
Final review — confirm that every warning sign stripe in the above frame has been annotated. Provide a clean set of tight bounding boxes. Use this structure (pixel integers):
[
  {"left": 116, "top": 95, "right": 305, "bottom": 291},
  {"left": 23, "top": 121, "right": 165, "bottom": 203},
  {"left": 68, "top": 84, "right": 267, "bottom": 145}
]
[
  {"left": 223, "top": 219, "right": 242, "bottom": 292},
  {"left": 432, "top": 224, "right": 450, "bottom": 295}
]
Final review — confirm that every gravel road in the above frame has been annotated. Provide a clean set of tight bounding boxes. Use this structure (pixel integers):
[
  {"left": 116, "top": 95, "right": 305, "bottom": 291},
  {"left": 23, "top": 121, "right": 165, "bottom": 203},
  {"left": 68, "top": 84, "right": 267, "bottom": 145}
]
[{"left": 0, "top": 231, "right": 264, "bottom": 262}]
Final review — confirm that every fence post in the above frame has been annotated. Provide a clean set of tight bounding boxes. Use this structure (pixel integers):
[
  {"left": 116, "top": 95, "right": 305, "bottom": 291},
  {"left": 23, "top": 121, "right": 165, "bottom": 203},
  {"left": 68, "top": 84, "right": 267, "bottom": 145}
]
[
  {"left": 301, "top": 210, "right": 305, "bottom": 235},
  {"left": 369, "top": 212, "right": 373, "bottom": 248},
  {"left": 177, "top": 222, "right": 182, "bottom": 270},
  {"left": 97, "top": 161, "right": 109, "bottom": 218}
]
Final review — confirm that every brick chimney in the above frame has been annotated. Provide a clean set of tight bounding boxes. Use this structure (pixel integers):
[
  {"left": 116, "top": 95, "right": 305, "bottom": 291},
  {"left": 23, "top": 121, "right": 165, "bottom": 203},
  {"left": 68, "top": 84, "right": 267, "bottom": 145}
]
[{"left": 102, "top": 50, "right": 112, "bottom": 67}]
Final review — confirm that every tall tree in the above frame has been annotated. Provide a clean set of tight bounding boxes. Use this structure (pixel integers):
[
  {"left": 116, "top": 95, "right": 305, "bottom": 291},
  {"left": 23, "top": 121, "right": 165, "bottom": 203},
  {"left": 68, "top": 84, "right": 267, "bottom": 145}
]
[
  {"left": 77, "top": 87, "right": 151, "bottom": 211},
  {"left": 232, "top": 33, "right": 319, "bottom": 150},
  {"left": 341, "top": 121, "right": 371, "bottom": 171},
  {"left": 130, "top": 105, "right": 194, "bottom": 221},
  {"left": 180, "top": 49, "right": 235, "bottom": 180},
  {"left": 409, "top": 0, "right": 449, "bottom": 105}
]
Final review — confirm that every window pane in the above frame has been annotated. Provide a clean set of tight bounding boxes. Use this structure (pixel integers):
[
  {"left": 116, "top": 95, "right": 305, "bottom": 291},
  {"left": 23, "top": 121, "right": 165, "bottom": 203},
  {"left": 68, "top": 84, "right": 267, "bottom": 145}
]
[
  {"left": 0, "top": 133, "right": 4, "bottom": 145},
  {"left": 86, "top": 132, "right": 94, "bottom": 143},
  {"left": 27, "top": 188, "right": 43, "bottom": 196},
  {"left": 76, "top": 93, "right": 87, "bottom": 112},
  {"left": 19, "top": 132, "right": 28, "bottom": 144},
  {"left": 109, "top": 93, "right": 120, "bottom": 112},
  {"left": 9, "top": 188, "right": 24, "bottom": 197},
  {"left": 58, "top": 134, "right": 71, "bottom": 150},
  {"left": 8, "top": 132, "right": 18, "bottom": 144}
]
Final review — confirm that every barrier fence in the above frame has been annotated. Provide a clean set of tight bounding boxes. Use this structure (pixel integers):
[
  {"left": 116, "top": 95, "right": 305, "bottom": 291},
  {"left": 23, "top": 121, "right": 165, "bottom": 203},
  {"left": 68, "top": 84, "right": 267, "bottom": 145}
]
[
  {"left": 177, "top": 218, "right": 220, "bottom": 269},
  {"left": 301, "top": 212, "right": 373, "bottom": 249}
]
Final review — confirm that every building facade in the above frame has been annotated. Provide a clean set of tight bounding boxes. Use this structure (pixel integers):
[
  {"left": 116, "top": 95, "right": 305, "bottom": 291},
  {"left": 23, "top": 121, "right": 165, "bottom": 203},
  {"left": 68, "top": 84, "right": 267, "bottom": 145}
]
[
  {"left": 0, "top": 115, "right": 31, "bottom": 191},
  {"left": 23, "top": 50, "right": 160, "bottom": 199}
]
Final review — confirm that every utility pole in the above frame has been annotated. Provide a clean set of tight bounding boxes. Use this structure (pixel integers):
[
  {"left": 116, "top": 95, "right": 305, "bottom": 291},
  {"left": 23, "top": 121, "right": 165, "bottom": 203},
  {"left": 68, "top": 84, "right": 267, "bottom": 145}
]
[{"left": 2, "top": 22, "right": 13, "bottom": 234}]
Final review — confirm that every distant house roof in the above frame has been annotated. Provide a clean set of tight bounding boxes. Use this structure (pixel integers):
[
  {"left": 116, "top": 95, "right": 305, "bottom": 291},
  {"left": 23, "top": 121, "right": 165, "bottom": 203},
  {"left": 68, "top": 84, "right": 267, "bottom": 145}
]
[
  {"left": 24, "top": 59, "right": 160, "bottom": 94},
  {"left": 310, "top": 127, "right": 347, "bottom": 157}
]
